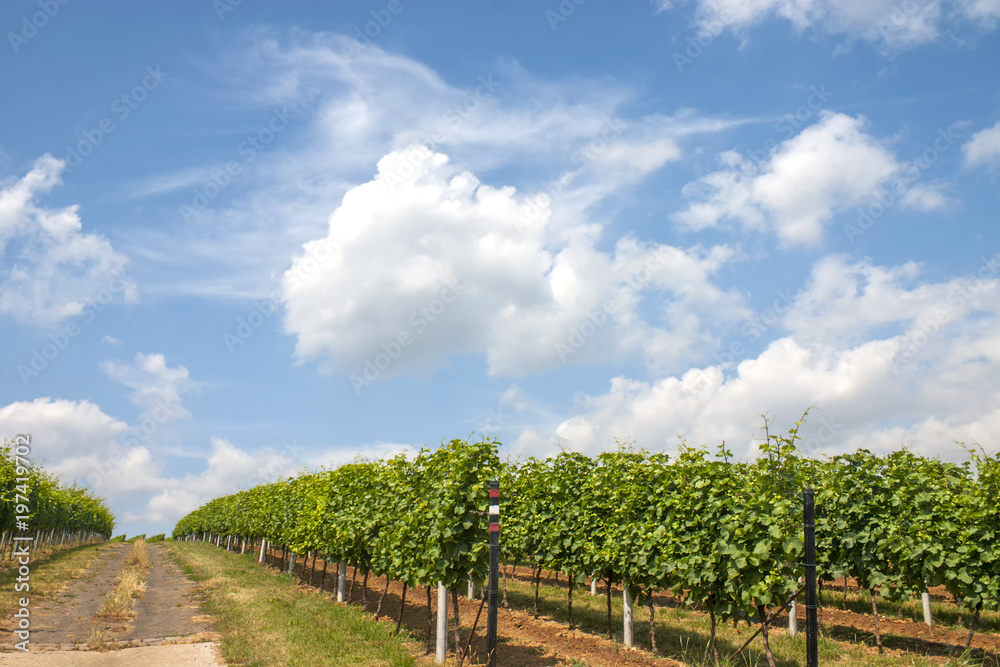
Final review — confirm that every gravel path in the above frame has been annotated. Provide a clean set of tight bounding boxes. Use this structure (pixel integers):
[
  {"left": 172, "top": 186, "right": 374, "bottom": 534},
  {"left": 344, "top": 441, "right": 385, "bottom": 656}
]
[
  {"left": 12, "top": 542, "right": 132, "bottom": 646},
  {"left": 0, "top": 542, "right": 223, "bottom": 666},
  {"left": 122, "top": 544, "right": 213, "bottom": 642}
]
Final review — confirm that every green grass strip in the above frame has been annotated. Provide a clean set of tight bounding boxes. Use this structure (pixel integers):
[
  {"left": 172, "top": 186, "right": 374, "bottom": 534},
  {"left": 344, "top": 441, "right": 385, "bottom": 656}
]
[{"left": 165, "top": 541, "right": 418, "bottom": 667}]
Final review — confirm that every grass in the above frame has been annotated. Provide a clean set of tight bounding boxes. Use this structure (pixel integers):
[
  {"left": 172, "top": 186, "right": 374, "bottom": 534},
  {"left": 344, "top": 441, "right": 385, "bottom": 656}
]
[
  {"left": 499, "top": 570, "right": 997, "bottom": 667},
  {"left": 98, "top": 538, "right": 150, "bottom": 619},
  {"left": 165, "top": 539, "right": 420, "bottom": 667},
  {"left": 0, "top": 541, "right": 109, "bottom": 618}
]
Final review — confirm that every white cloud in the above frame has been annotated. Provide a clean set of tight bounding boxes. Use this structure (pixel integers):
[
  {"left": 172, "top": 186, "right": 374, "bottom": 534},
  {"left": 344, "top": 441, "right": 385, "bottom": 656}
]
[
  {"left": 141, "top": 438, "right": 422, "bottom": 525},
  {"left": 513, "top": 254, "right": 1000, "bottom": 461},
  {"left": 0, "top": 397, "right": 158, "bottom": 493},
  {"left": 675, "top": 112, "right": 920, "bottom": 247},
  {"left": 102, "top": 335, "right": 123, "bottom": 345},
  {"left": 0, "top": 397, "right": 128, "bottom": 461},
  {"left": 963, "top": 122, "right": 1000, "bottom": 167},
  {"left": 661, "top": 0, "right": 1000, "bottom": 50},
  {"left": 282, "top": 145, "right": 746, "bottom": 381},
  {"left": 779, "top": 255, "right": 992, "bottom": 344},
  {"left": 124, "top": 29, "right": 735, "bottom": 301},
  {"left": 0, "top": 397, "right": 426, "bottom": 529},
  {"left": 0, "top": 155, "right": 136, "bottom": 326},
  {"left": 101, "top": 352, "right": 197, "bottom": 421},
  {"left": 900, "top": 184, "right": 948, "bottom": 211}
]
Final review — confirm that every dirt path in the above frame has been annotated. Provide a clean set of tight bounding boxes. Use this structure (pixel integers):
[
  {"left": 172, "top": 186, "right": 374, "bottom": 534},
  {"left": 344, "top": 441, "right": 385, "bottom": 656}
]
[
  {"left": 0, "top": 542, "right": 222, "bottom": 666},
  {"left": 122, "top": 544, "right": 213, "bottom": 643},
  {"left": 4, "top": 542, "right": 133, "bottom": 646}
]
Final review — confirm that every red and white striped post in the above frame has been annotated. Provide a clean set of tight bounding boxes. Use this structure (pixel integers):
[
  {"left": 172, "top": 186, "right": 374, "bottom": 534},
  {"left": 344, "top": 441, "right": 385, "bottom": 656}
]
[{"left": 487, "top": 480, "right": 499, "bottom": 667}]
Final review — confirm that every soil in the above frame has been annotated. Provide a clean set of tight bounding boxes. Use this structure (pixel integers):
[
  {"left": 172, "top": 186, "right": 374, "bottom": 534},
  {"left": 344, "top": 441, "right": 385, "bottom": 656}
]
[
  {"left": 263, "top": 547, "right": 685, "bottom": 666},
  {"left": 814, "top": 578, "right": 1000, "bottom": 664},
  {"left": 264, "top": 546, "right": 1000, "bottom": 667},
  {"left": 819, "top": 607, "right": 1000, "bottom": 664},
  {"left": 0, "top": 542, "right": 222, "bottom": 666}
]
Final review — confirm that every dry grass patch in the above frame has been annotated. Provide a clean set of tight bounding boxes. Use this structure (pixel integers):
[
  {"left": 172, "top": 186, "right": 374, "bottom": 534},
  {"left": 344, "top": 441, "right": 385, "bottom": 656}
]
[{"left": 98, "top": 538, "right": 149, "bottom": 620}]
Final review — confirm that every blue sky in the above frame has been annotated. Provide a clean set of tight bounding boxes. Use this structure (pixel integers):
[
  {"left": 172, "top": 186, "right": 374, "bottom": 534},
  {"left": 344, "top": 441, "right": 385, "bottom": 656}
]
[{"left": 1, "top": 0, "right": 998, "bottom": 537}]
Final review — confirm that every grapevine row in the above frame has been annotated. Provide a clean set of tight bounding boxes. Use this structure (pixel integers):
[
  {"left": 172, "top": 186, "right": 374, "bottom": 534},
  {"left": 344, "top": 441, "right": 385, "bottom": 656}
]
[
  {"left": 1, "top": 438, "right": 116, "bottom": 555},
  {"left": 174, "top": 422, "right": 1000, "bottom": 659}
]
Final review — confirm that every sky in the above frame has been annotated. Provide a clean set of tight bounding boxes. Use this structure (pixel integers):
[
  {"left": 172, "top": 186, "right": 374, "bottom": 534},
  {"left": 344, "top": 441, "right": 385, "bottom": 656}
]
[{"left": 0, "top": 0, "right": 998, "bottom": 537}]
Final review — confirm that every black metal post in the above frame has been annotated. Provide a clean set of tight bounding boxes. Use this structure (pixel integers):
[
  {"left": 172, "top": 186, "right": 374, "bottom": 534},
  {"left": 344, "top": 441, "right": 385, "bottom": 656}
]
[
  {"left": 487, "top": 480, "right": 499, "bottom": 667},
  {"left": 803, "top": 487, "right": 818, "bottom": 667}
]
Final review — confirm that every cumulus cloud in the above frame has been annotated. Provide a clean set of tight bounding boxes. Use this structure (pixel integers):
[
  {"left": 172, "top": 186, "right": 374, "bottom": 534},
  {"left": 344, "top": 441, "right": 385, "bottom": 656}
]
[
  {"left": 0, "top": 155, "right": 136, "bottom": 326},
  {"left": 101, "top": 352, "right": 197, "bottom": 421},
  {"left": 137, "top": 437, "right": 424, "bottom": 525},
  {"left": 282, "top": 145, "right": 747, "bottom": 382},
  {"left": 513, "top": 254, "right": 1000, "bottom": 461},
  {"left": 674, "top": 113, "right": 931, "bottom": 247},
  {"left": 0, "top": 397, "right": 156, "bottom": 492},
  {"left": 899, "top": 184, "right": 948, "bottom": 211},
  {"left": 124, "top": 29, "right": 737, "bottom": 300},
  {"left": 778, "top": 255, "right": 995, "bottom": 344},
  {"left": 658, "top": 0, "right": 1000, "bottom": 50},
  {"left": 0, "top": 394, "right": 414, "bottom": 529},
  {"left": 963, "top": 122, "right": 1000, "bottom": 167}
]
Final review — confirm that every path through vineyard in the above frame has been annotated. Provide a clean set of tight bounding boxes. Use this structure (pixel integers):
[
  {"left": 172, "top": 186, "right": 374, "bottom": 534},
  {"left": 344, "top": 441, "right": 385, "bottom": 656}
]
[{"left": 0, "top": 542, "right": 222, "bottom": 666}]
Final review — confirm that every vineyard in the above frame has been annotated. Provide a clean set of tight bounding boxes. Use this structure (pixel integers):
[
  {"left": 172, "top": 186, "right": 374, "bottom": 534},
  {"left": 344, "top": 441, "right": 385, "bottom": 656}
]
[
  {"left": 1, "top": 437, "right": 115, "bottom": 558},
  {"left": 173, "top": 420, "right": 1000, "bottom": 665}
]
